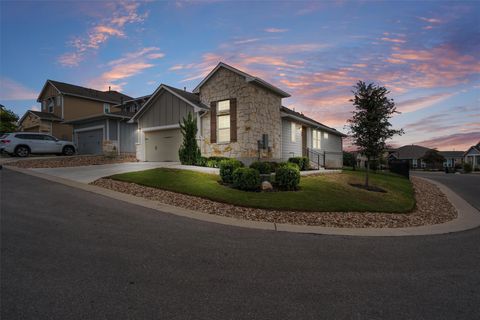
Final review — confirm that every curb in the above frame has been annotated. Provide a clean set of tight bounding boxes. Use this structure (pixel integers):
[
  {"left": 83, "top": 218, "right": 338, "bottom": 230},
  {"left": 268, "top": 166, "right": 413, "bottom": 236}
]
[{"left": 4, "top": 166, "right": 480, "bottom": 237}]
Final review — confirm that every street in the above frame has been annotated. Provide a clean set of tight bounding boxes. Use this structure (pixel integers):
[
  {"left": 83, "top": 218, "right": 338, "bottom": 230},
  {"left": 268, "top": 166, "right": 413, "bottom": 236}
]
[{"left": 1, "top": 168, "right": 480, "bottom": 319}]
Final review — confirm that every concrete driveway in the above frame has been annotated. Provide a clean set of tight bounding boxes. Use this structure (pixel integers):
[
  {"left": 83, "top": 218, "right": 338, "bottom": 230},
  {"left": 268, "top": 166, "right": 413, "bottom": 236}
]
[
  {"left": 411, "top": 171, "right": 480, "bottom": 211},
  {"left": 31, "top": 162, "right": 178, "bottom": 183}
]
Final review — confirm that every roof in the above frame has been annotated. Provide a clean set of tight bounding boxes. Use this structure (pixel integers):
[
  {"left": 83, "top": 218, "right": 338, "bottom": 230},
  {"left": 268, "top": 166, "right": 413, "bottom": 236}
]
[
  {"left": 280, "top": 106, "right": 347, "bottom": 137},
  {"left": 193, "top": 62, "right": 290, "bottom": 98},
  {"left": 18, "top": 110, "right": 62, "bottom": 126},
  {"left": 38, "top": 80, "right": 133, "bottom": 104},
  {"left": 112, "top": 95, "right": 151, "bottom": 107},
  {"left": 131, "top": 84, "right": 208, "bottom": 122},
  {"left": 390, "top": 145, "right": 431, "bottom": 159},
  {"left": 63, "top": 111, "right": 134, "bottom": 125},
  {"left": 439, "top": 151, "right": 465, "bottom": 158},
  {"left": 464, "top": 142, "right": 480, "bottom": 156}
]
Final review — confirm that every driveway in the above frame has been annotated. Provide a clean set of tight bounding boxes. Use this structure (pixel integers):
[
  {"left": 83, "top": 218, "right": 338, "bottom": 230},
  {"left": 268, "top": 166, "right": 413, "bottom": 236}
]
[
  {"left": 2, "top": 168, "right": 480, "bottom": 319},
  {"left": 412, "top": 171, "right": 480, "bottom": 211}
]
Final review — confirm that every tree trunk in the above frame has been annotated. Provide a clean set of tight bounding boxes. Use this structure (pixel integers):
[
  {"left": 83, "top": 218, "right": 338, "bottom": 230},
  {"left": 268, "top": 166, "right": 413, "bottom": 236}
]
[{"left": 365, "top": 157, "right": 370, "bottom": 187}]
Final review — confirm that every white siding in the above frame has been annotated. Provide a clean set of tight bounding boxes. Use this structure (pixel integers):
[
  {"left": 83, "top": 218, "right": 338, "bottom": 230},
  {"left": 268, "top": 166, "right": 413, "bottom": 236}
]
[{"left": 281, "top": 119, "right": 302, "bottom": 160}]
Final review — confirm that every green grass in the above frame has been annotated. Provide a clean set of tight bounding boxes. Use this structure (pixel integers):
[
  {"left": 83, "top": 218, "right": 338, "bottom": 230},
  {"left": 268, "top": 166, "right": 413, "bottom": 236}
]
[{"left": 109, "top": 168, "right": 415, "bottom": 213}]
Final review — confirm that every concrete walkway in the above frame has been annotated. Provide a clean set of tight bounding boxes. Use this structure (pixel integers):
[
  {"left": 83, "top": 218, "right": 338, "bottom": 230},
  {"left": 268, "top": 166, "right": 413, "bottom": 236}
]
[{"left": 6, "top": 165, "right": 480, "bottom": 237}]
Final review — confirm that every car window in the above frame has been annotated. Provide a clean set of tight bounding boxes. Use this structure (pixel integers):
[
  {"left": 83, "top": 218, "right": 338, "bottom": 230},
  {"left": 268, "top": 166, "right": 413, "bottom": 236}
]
[
  {"left": 14, "top": 134, "right": 30, "bottom": 139},
  {"left": 42, "top": 135, "right": 57, "bottom": 141}
]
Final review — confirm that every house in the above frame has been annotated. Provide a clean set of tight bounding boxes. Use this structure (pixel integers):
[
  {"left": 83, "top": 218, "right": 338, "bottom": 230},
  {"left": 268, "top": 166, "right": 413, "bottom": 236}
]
[
  {"left": 17, "top": 80, "right": 132, "bottom": 142},
  {"left": 65, "top": 95, "right": 150, "bottom": 155},
  {"left": 388, "top": 145, "right": 430, "bottom": 169},
  {"left": 439, "top": 151, "right": 464, "bottom": 168},
  {"left": 132, "top": 62, "right": 345, "bottom": 167},
  {"left": 464, "top": 142, "right": 480, "bottom": 170}
]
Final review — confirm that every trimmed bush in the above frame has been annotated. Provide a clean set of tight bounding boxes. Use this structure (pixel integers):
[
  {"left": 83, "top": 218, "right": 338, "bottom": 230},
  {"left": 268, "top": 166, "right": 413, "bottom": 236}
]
[
  {"left": 232, "top": 167, "right": 260, "bottom": 191},
  {"left": 463, "top": 163, "right": 473, "bottom": 173},
  {"left": 275, "top": 162, "right": 301, "bottom": 190},
  {"left": 195, "top": 156, "right": 208, "bottom": 167},
  {"left": 250, "top": 161, "right": 271, "bottom": 174},
  {"left": 219, "top": 159, "right": 243, "bottom": 183},
  {"left": 288, "top": 156, "right": 310, "bottom": 171},
  {"left": 206, "top": 156, "right": 229, "bottom": 168}
]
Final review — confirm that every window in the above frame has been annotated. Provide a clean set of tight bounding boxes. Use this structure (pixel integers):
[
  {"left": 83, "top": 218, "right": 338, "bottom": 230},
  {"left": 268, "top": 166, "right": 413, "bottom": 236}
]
[
  {"left": 217, "top": 100, "right": 230, "bottom": 143},
  {"left": 291, "top": 122, "right": 296, "bottom": 142},
  {"left": 47, "top": 99, "right": 54, "bottom": 113},
  {"left": 104, "top": 103, "right": 110, "bottom": 113},
  {"left": 412, "top": 159, "right": 417, "bottom": 168},
  {"left": 56, "top": 96, "right": 62, "bottom": 106},
  {"left": 324, "top": 132, "right": 329, "bottom": 139},
  {"left": 312, "top": 130, "right": 321, "bottom": 149},
  {"left": 42, "top": 135, "right": 57, "bottom": 141},
  {"left": 41, "top": 101, "right": 46, "bottom": 111}
]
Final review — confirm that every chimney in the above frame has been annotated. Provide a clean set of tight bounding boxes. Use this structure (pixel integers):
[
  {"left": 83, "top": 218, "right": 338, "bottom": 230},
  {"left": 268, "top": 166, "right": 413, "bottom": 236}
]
[
  {"left": 184, "top": 87, "right": 186, "bottom": 91},
  {"left": 108, "top": 86, "right": 111, "bottom": 91}
]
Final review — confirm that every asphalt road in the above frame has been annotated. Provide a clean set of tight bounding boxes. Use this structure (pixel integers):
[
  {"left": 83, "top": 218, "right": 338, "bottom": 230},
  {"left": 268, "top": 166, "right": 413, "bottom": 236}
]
[
  {"left": 2, "top": 169, "right": 480, "bottom": 320},
  {"left": 411, "top": 171, "right": 480, "bottom": 211}
]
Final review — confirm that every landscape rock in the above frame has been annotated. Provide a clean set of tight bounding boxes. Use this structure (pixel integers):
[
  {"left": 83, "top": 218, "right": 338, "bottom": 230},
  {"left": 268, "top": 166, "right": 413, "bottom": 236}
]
[{"left": 261, "top": 181, "right": 273, "bottom": 191}]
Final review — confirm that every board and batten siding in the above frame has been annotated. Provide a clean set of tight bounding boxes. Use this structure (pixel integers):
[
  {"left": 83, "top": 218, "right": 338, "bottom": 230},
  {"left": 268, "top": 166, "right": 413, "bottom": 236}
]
[
  {"left": 281, "top": 119, "right": 303, "bottom": 160},
  {"left": 120, "top": 122, "right": 137, "bottom": 153},
  {"left": 138, "top": 90, "right": 194, "bottom": 129}
]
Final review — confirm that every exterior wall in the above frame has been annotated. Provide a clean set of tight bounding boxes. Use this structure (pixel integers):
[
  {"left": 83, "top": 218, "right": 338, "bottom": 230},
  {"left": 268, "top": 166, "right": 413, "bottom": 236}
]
[
  {"left": 51, "top": 122, "right": 73, "bottom": 140},
  {"left": 108, "top": 119, "right": 117, "bottom": 140},
  {"left": 19, "top": 113, "right": 50, "bottom": 133},
  {"left": 281, "top": 119, "right": 303, "bottom": 160},
  {"left": 199, "top": 67, "right": 282, "bottom": 163},
  {"left": 39, "top": 83, "right": 62, "bottom": 118},
  {"left": 138, "top": 90, "right": 193, "bottom": 129},
  {"left": 120, "top": 121, "right": 137, "bottom": 154},
  {"left": 62, "top": 96, "right": 104, "bottom": 120},
  {"left": 73, "top": 119, "right": 106, "bottom": 132}
]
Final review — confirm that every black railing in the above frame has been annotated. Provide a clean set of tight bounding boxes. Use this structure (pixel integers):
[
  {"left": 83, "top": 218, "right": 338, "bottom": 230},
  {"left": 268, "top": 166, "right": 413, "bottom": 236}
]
[{"left": 305, "top": 148, "right": 325, "bottom": 169}]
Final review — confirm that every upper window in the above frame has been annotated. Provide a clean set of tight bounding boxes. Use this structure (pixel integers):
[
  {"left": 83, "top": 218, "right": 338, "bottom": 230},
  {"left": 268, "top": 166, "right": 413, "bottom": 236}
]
[
  {"left": 291, "top": 122, "right": 296, "bottom": 142},
  {"left": 324, "top": 132, "right": 329, "bottom": 139},
  {"left": 56, "top": 96, "right": 62, "bottom": 106},
  {"left": 313, "top": 130, "right": 321, "bottom": 149},
  {"left": 104, "top": 103, "right": 110, "bottom": 113},
  {"left": 217, "top": 100, "right": 230, "bottom": 143},
  {"left": 41, "top": 101, "right": 46, "bottom": 111},
  {"left": 47, "top": 99, "right": 54, "bottom": 113}
]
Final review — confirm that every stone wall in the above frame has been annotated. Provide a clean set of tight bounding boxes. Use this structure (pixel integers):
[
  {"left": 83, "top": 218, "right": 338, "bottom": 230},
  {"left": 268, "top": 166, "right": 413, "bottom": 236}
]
[{"left": 199, "top": 67, "right": 283, "bottom": 164}]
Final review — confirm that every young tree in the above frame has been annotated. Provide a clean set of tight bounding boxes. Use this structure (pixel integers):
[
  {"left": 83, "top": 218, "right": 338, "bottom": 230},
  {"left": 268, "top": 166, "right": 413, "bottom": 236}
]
[
  {"left": 347, "top": 81, "right": 404, "bottom": 187},
  {"left": 421, "top": 149, "right": 445, "bottom": 169},
  {"left": 178, "top": 112, "right": 201, "bottom": 165},
  {"left": 0, "top": 104, "right": 19, "bottom": 133}
]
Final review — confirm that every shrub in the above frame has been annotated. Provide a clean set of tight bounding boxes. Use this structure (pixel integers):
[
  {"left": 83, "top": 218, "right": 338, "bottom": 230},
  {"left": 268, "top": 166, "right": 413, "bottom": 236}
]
[
  {"left": 195, "top": 156, "right": 208, "bottom": 167},
  {"left": 206, "top": 156, "right": 229, "bottom": 168},
  {"left": 275, "top": 162, "right": 301, "bottom": 190},
  {"left": 250, "top": 161, "right": 271, "bottom": 174},
  {"left": 288, "top": 156, "right": 310, "bottom": 171},
  {"left": 463, "top": 163, "right": 473, "bottom": 173},
  {"left": 178, "top": 112, "right": 201, "bottom": 165},
  {"left": 232, "top": 167, "right": 260, "bottom": 191},
  {"left": 219, "top": 159, "right": 243, "bottom": 183}
]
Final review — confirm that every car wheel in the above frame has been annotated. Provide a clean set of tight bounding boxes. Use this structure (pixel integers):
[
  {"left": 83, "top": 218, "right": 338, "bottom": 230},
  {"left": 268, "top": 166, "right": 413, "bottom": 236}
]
[
  {"left": 15, "top": 146, "right": 30, "bottom": 157},
  {"left": 63, "top": 146, "right": 75, "bottom": 156}
]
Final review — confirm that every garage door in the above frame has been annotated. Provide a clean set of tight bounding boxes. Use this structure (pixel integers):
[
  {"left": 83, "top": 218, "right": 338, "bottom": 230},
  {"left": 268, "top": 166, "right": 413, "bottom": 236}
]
[
  {"left": 77, "top": 129, "right": 103, "bottom": 154},
  {"left": 145, "top": 129, "right": 183, "bottom": 162}
]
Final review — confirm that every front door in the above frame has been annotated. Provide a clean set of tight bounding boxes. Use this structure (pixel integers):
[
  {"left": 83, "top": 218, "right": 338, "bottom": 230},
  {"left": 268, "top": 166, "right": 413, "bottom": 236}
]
[{"left": 302, "top": 126, "right": 307, "bottom": 156}]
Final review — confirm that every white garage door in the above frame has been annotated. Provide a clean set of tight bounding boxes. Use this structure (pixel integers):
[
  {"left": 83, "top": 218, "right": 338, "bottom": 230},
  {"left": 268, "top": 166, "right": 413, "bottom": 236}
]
[{"left": 145, "top": 129, "right": 183, "bottom": 162}]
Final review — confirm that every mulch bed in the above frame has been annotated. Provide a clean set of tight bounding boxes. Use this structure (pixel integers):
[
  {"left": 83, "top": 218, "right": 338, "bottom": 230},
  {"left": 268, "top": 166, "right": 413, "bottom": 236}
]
[
  {"left": 91, "top": 176, "right": 457, "bottom": 228},
  {"left": 5, "top": 155, "right": 137, "bottom": 168}
]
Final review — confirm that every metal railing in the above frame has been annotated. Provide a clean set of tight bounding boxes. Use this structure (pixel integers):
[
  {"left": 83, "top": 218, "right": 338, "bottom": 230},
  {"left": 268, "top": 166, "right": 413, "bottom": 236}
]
[{"left": 304, "top": 148, "right": 344, "bottom": 169}]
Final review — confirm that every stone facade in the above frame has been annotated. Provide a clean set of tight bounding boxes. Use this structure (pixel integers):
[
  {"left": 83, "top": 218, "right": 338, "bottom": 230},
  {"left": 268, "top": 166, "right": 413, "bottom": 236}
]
[{"left": 199, "top": 67, "right": 283, "bottom": 164}]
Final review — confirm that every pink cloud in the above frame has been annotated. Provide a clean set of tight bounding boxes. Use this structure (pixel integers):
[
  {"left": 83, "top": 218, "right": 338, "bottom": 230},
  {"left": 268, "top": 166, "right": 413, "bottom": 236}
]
[
  {"left": 416, "top": 132, "right": 480, "bottom": 151},
  {"left": 264, "top": 28, "right": 288, "bottom": 33},
  {"left": 418, "top": 17, "right": 442, "bottom": 24},
  {"left": 396, "top": 92, "right": 456, "bottom": 113},
  {"left": 380, "top": 37, "right": 406, "bottom": 44},
  {"left": 0, "top": 77, "right": 37, "bottom": 100}
]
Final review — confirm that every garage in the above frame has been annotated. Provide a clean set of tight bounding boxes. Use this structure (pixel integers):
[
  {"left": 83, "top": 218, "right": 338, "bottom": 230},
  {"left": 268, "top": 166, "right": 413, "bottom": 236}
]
[
  {"left": 145, "top": 129, "right": 183, "bottom": 161},
  {"left": 76, "top": 129, "right": 103, "bottom": 154}
]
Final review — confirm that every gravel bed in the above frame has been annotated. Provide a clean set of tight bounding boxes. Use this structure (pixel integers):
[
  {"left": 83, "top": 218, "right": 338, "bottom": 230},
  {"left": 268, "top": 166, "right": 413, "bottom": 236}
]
[
  {"left": 91, "top": 177, "right": 457, "bottom": 228},
  {"left": 6, "top": 155, "right": 137, "bottom": 168}
]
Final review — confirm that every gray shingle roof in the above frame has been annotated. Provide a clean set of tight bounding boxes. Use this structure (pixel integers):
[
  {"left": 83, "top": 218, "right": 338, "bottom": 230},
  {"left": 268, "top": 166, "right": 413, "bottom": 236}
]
[
  {"left": 46, "top": 80, "right": 133, "bottom": 104},
  {"left": 390, "top": 145, "right": 431, "bottom": 159},
  {"left": 280, "top": 106, "right": 346, "bottom": 137},
  {"left": 30, "top": 111, "right": 62, "bottom": 121},
  {"left": 163, "top": 85, "right": 209, "bottom": 109},
  {"left": 439, "top": 151, "right": 465, "bottom": 158}
]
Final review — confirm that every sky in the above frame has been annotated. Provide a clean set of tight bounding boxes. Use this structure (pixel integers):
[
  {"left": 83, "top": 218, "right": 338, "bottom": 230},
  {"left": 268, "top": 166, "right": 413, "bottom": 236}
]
[{"left": 1, "top": 0, "right": 479, "bottom": 151}]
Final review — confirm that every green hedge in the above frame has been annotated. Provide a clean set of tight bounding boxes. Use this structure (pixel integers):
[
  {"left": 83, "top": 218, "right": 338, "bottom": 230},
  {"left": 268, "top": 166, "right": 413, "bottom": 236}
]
[
  {"left": 249, "top": 161, "right": 272, "bottom": 174},
  {"left": 463, "top": 163, "right": 473, "bottom": 173},
  {"left": 219, "top": 159, "right": 243, "bottom": 183},
  {"left": 232, "top": 167, "right": 260, "bottom": 191},
  {"left": 275, "top": 162, "right": 301, "bottom": 190},
  {"left": 288, "top": 157, "right": 310, "bottom": 171}
]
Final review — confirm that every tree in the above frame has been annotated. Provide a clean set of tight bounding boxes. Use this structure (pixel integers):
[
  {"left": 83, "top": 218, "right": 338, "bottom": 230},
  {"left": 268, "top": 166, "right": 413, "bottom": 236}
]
[
  {"left": 178, "top": 112, "right": 201, "bottom": 165},
  {"left": 343, "top": 151, "right": 356, "bottom": 170},
  {"left": 347, "top": 81, "right": 404, "bottom": 187},
  {"left": 0, "top": 105, "right": 19, "bottom": 133},
  {"left": 421, "top": 149, "right": 445, "bottom": 169}
]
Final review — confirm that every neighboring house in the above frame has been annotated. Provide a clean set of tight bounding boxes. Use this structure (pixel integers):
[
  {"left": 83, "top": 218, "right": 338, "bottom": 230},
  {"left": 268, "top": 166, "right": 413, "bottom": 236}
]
[
  {"left": 17, "top": 80, "right": 132, "bottom": 142},
  {"left": 388, "top": 145, "right": 430, "bottom": 169},
  {"left": 439, "top": 151, "right": 464, "bottom": 168},
  {"left": 132, "top": 62, "right": 345, "bottom": 167},
  {"left": 464, "top": 142, "right": 480, "bottom": 170},
  {"left": 65, "top": 95, "right": 149, "bottom": 155}
]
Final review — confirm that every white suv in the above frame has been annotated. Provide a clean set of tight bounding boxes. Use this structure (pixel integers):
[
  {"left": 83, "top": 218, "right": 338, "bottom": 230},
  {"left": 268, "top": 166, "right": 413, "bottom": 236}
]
[{"left": 0, "top": 133, "right": 76, "bottom": 157}]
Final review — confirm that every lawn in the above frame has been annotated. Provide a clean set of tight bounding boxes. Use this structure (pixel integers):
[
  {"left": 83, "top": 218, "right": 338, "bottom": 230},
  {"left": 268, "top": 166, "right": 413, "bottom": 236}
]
[{"left": 109, "top": 168, "right": 415, "bottom": 213}]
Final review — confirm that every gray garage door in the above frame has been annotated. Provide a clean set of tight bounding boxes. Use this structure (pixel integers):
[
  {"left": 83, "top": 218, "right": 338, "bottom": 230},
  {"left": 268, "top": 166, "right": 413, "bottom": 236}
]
[
  {"left": 77, "top": 129, "right": 103, "bottom": 154},
  {"left": 145, "top": 129, "right": 182, "bottom": 161}
]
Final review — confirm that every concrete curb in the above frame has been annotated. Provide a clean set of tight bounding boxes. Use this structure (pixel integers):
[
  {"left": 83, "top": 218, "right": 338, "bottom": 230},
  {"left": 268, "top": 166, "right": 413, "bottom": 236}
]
[{"left": 4, "top": 166, "right": 480, "bottom": 237}]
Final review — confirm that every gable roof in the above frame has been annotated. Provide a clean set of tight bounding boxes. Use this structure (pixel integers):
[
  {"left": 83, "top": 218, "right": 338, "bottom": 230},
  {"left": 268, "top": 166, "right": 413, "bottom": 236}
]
[
  {"left": 280, "top": 106, "right": 347, "bottom": 137},
  {"left": 131, "top": 84, "right": 208, "bottom": 122},
  {"left": 439, "top": 151, "right": 465, "bottom": 158},
  {"left": 390, "top": 145, "right": 431, "bottom": 159},
  {"left": 464, "top": 143, "right": 480, "bottom": 156},
  {"left": 37, "top": 80, "right": 133, "bottom": 104},
  {"left": 18, "top": 110, "right": 62, "bottom": 125},
  {"left": 193, "top": 62, "right": 290, "bottom": 98}
]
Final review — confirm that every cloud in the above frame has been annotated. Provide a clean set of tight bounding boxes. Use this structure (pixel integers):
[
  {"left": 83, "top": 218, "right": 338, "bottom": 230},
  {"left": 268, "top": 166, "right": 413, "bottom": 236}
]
[
  {"left": 30, "top": 105, "right": 40, "bottom": 111},
  {"left": 0, "top": 77, "right": 37, "bottom": 100},
  {"left": 264, "top": 28, "right": 288, "bottom": 33},
  {"left": 87, "top": 47, "right": 165, "bottom": 91},
  {"left": 233, "top": 38, "right": 261, "bottom": 45},
  {"left": 380, "top": 37, "right": 406, "bottom": 44},
  {"left": 418, "top": 17, "right": 442, "bottom": 24},
  {"left": 396, "top": 92, "right": 456, "bottom": 113},
  {"left": 415, "top": 132, "right": 480, "bottom": 151},
  {"left": 58, "top": 1, "right": 148, "bottom": 67}
]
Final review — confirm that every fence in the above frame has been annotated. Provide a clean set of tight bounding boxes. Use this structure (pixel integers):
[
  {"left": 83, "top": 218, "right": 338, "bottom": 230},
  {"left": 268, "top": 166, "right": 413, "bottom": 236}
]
[{"left": 304, "top": 148, "right": 343, "bottom": 169}]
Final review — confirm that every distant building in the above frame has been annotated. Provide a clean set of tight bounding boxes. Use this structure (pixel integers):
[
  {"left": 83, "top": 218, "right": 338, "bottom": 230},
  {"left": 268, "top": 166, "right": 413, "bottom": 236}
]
[
  {"left": 439, "top": 151, "right": 464, "bottom": 168},
  {"left": 464, "top": 142, "right": 480, "bottom": 170}
]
